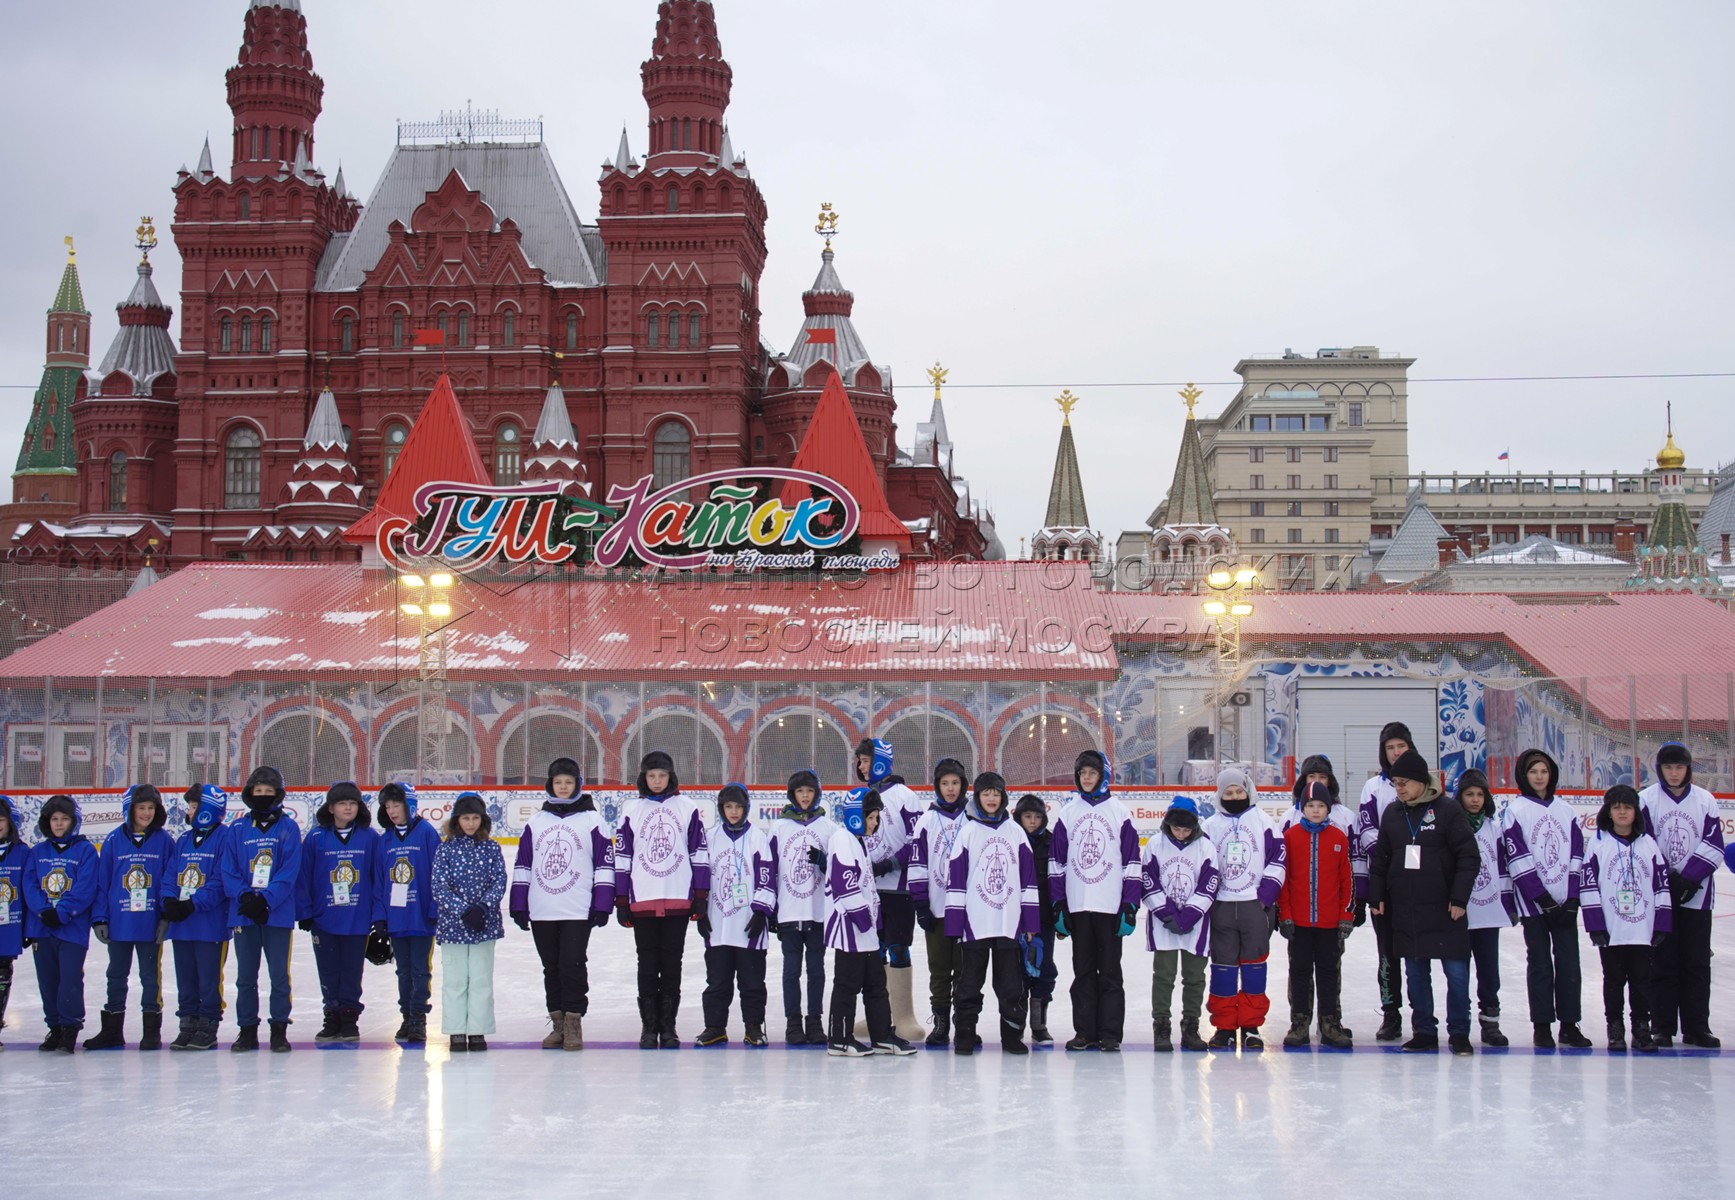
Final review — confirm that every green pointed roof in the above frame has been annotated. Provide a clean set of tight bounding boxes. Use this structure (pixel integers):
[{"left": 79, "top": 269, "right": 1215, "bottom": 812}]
[
  {"left": 1647, "top": 500, "right": 1698, "bottom": 552},
  {"left": 1042, "top": 418, "right": 1091, "bottom": 528},
  {"left": 1156, "top": 407, "right": 1216, "bottom": 527},
  {"left": 51, "top": 251, "right": 86, "bottom": 315},
  {"left": 14, "top": 367, "right": 79, "bottom": 477}
]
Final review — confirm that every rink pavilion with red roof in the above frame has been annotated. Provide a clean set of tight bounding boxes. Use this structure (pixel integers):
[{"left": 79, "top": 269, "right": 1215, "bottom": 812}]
[{"left": 0, "top": 370, "right": 1731, "bottom": 801}]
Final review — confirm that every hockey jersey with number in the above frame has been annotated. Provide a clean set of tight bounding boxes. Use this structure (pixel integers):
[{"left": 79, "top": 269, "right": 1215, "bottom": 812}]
[
  {"left": 942, "top": 805, "right": 1038, "bottom": 942},
  {"left": 1640, "top": 781, "right": 1724, "bottom": 913},
  {"left": 864, "top": 781, "right": 922, "bottom": 893},
  {"left": 705, "top": 822, "right": 776, "bottom": 950},
  {"left": 615, "top": 793, "right": 710, "bottom": 913},
  {"left": 823, "top": 827, "right": 881, "bottom": 953},
  {"left": 1140, "top": 831, "right": 1220, "bottom": 956},
  {"left": 1465, "top": 813, "right": 1515, "bottom": 930},
  {"left": 769, "top": 809, "right": 841, "bottom": 925},
  {"left": 1202, "top": 807, "right": 1285, "bottom": 906},
  {"left": 1047, "top": 793, "right": 1142, "bottom": 914},
  {"left": 510, "top": 802, "right": 616, "bottom": 921},
  {"left": 1582, "top": 829, "right": 1673, "bottom": 946},
  {"left": 906, "top": 800, "right": 971, "bottom": 918}
]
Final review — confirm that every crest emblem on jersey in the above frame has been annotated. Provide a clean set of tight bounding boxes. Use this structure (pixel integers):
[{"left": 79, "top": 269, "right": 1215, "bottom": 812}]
[
  {"left": 331, "top": 861, "right": 360, "bottom": 889},
  {"left": 1656, "top": 809, "right": 1694, "bottom": 869},
  {"left": 715, "top": 848, "right": 747, "bottom": 916},
  {"left": 1072, "top": 812, "right": 1113, "bottom": 885},
  {"left": 1161, "top": 857, "right": 1200, "bottom": 907},
  {"left": 974, "top": 839, "right": 1016, "bottom": 910},
  {"left": 1530, "top": 817, "right": 1567, "bottom": 885},
  {"left": 784, "top": 833, "right": 820, "bottom": 899},
  {"left": 536, "top": 825, "right": 582, "bottom": 894},
  {"left": 178, "top": 864, "right": 206, "bottom": 893},
  {"left": 250, "top": 848, "right": 273, "bottom": 877},
  {"left": 122, "top": 864, "right": 151, "bottom": 892},
  {"left": 44, "top": 867, "right": 69, "bottom": 898},
  {"left": 639, "top": 807, "right": 683, "bottom": 878},
  {"left": 0, "top": 879, "right": 15, "bottom": 904},
  {"left": 390, "top": 858, "right": 415, "bottom": 885},
  {"left": 936, "top": 814, "right": 964, "bottom": 868}
]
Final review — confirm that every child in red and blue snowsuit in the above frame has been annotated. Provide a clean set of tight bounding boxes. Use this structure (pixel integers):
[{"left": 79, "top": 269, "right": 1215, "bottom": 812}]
[
  {"left": 26, "top": 794, "right": 100, "bottom": 1052},
  {"left": 161, "top": 785, "right": 232, "bottom": 1051},
  {"left": 85, "top": 784, "right": 175, "bottom": 1051},
  {"left": 374, "top": 781, "right": 441, "bottom": 1045}
]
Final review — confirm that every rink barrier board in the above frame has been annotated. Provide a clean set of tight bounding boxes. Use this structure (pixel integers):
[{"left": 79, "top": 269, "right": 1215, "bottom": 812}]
[{"left": 4, "top": 786, "right": 1731, "bottom": 848}]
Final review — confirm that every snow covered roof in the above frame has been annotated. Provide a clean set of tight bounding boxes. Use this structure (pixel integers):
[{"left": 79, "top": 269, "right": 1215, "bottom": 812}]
[
  {"left": 1467, "top": 534, "right": 1625, "bottom": 566},
  {"left": 1375, "top": 502, "right": 1450, "bottom": 581}
]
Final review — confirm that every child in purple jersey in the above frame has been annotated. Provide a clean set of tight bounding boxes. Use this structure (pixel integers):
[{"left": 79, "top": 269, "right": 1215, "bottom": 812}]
[{"left": 824, "top": 788, "right": 917, "bottom": 1058}]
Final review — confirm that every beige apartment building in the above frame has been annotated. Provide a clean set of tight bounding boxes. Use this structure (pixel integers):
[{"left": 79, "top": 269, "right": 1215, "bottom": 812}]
[{"left": 1130, "top": 347, "right": 1716, "bottom": 591}]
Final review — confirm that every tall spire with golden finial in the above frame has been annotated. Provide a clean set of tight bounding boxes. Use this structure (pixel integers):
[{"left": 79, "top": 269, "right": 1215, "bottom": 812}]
[{"left": 1042, "top": 390, "right": 1090, "bottom": 527}]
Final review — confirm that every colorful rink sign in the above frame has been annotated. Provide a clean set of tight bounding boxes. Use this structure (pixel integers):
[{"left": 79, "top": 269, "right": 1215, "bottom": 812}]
[{"left": 375, "top": 469, "right": 900, "bottom": 573}]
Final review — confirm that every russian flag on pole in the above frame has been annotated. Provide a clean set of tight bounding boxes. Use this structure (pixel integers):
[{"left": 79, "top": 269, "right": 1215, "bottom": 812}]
[{"left": 1497, "top": 449, "right": 1510, "bottom": 461}]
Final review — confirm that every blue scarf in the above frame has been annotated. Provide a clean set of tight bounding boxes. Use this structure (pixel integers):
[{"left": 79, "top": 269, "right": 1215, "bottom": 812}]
[{"left": 1300, "top": 816, "right": 1331, "bottom": 833}]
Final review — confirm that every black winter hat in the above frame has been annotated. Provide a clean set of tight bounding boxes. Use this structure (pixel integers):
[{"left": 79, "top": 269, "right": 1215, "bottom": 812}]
[
  {"left": 637, "top": 750, "right": 680, "bottom": 798},
  {"left": 243, "top": 765, "right": 287, "bottom": 812},
  {"left": 1656, "top": 743, "right": 1694, "bottom": 790},
  {"left": 123, "top": 784, "right": 167, "bottom": 836},
  {"left": 969, "top": 771, "right": 1009, "bottom": 823},
  {"left": 717, "top": 783, "right": 752, "bottom": 826},
  {"left": 1300, "top": 780, "right": 1335, "bottom": 809},
  {"left": 1292, "top": 754, "right": 1340, "bottom": 803},
  {"left": 1073, "top": 749, "right": 1110, "bottom": 796},
  {"left": 317, "top": 781, "right": 373, "bottom": 830},
  {"left": 39, "top": 794, "right": 80, "bottom": 839},
  {"left": 1377, "top": 722, "right": 1415, "bottom": 774},
  {"left": 1014, "top": 794, "right": 1048, "bottom": 831},
  {"left": 1595, "top": 784, "right": 1642, "bottom": 834},
  {"left": 787, "top": 769, "right": 821, "bottom": 803},
  {"left": 1387, "top": 748, "right": 1433, "bottom": 785},
  {"left": 546, "top": 756, "right": 583, "bottom": 797},
  {"left": 933, "top": 757, "right": 969, "bottom": 792},
  {"left": 449, "top": 792, "right": 492, "bottom": 839}
]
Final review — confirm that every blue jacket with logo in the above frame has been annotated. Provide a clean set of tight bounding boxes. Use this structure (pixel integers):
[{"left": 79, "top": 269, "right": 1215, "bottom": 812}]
[
  {"left": 25, "top": 798, "right": 101, "bottom": 946},
  {"left": 373, "top": 817, "right": 441, "bottom": 936},
  {"left": 163, "top": 824, "right": 234, "bottom": 944},
  {"left": 298, "top": 823, "right": 380, "bottom": 936},
  {"left": 95, "top": 787, "right": 176, "bottom": 942},
  {"left": 220, "top": 807, "right": 304, "bottom": 928},
  {"left": 0, "top": 796, "right": 27, "bottom": 957}
]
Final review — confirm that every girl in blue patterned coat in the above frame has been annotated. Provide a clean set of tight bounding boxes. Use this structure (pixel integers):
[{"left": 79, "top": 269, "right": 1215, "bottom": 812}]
[{"left": 432, "top": 794, "right": 506, "bottom": 1052}]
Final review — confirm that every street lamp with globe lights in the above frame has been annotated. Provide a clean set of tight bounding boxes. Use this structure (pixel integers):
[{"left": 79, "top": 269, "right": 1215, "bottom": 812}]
[
  {"left": 400, "top": 571, "right": 458, "bottom": 778},
  {"left": 1203, "top": 565, "right": 1259, "bottom": 765}
]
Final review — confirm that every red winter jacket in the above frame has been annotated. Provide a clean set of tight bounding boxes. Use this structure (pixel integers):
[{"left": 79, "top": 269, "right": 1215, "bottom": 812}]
[{"left": 1278, "top": 822, "right": 1355, "bottom": 928}]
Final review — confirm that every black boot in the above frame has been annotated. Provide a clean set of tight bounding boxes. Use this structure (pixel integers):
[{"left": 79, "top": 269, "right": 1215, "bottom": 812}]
[
  {"left": 1152, "top": 1014, "right": 1173, "bottom": 1052},
  {"left": 1207, "top": 1027, "right": 1237, "bottom": 1050},
  {"left": 744, "top": 1023, "right": 768, "bottom": 1047},
  {"left": 314, "top": 1008, "right": 344, "bottom": 1044},
  {"left": 1558, "top": 1022, "right": 1592, "bottom": 1049},
  {"left": 450, "top": 1034, "right": 468, "bottom": 1052},
  {"left": 1633, "top": 1022, "right": 1658, "bottom": 1053},
  {"left": 953, "top": 1019, "right": 976, "bottom": 1056},
  {"left": 83, "top": 1010, "right": 126, "bottom": 1051},
  {"left": 169, "top": 1018, "right": 196, "bottom": 1051},
  {"left": 1375, "top": 1008, "right": 1403, "bottom": 1042},
  {"left": 804, "top": 1014, "right": 824, "bottom": 1045},
  {"left": 638, "top": 998, "right": 658, "bottom": 1050},
  {"left": 1029, "top": 998, "right": 1052, "bottom": 1045},
  {"left": 659, "top": 995, "right": 682, "bottom": 1049},
  {"left": 1607, "top": 1020, "right": 1627, "bottom": 1052},
  {"left": 232, "top": 1024, "right": 260, "bottom": 1052},
  {"left": 269, "top": 1020, "right": 292, "bottom": 1052},
  {"left": 187, "top": 1018, "right": 218, "bottom": 1051},
  {"left": 338, "top": 1009, "right": 362, "bottom": 1043},
  {"left": 1533, "top": 1022, "right": 1555, "bottom": 1049},
  {"left": 785, "top": 1016, "right": 807, "bottom": 1046},
  {"left": 39, "top": 1025, "right": 64, "bottom": 1053},
  {"left": 925, "top": 1007, "right": 950, "bottom": 1048},
  {"left": 1001, "top": 1018, "right": 1029, "bottom": 1056},
  {"left": 1283, "top": 1009, "right": 1312, "bottom": 1048},
  {"left": 1179, "top": 1017, "right": 1209, "bottom": 1052},
  {"left": 139, "top": 1012, "right": 163, "bottom": 1051},
  {"left": 55, "top": 1025, "right": 76, "bottom": 1054},
  {"left": 1681, "top": 1030, "right": 1722, "bottom": 1049},
  {"left": 1479, "top": 1009, "right": 1509, "bottom": 1048}
]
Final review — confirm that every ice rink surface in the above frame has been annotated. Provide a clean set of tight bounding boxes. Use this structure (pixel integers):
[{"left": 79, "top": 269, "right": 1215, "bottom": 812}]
[{"left": 2, "top": 909, "right": 1731, "bottom": 1198}]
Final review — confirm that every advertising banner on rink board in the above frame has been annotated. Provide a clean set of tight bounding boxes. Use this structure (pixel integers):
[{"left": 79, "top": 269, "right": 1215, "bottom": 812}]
[
  {"left": 374, "top": 470, "right": 901, "bottom": 574},
  {"left": 8, "top": 788, "right": 1722, "bottom": 848}
]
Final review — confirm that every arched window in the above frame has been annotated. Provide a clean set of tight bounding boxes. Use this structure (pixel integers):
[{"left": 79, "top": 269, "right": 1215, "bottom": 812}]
[
  {"left": 647, "top": 312, "right": 660, "bottom": 347},
  {"left": 260, "top": 315, "right": 273, "bottom": 353},
  {"left": 224, "top": 426, "right": 262, "bottom": 509},
  {"left": 240, "top": 193, "right": 251, "bottom": 220},
  {"left": 108, "top": 452, "right": 128, "bottom": 510},
  {"left": 494, "top": 422, "right": 521, "bottom": 486},
  {"left": 56, "top": 327, "right": 63, "bottom": 352},
  {"left": 565, "top": 312, "right": 579, "bottom": 350},
  {"left": 682, "top": 117, "right": 692, "bottom": 150},
  {"left": 240, "top": 316, "right": 253, "bottom": 353},
  {"left": 220, "top": 317, "right": 233, "bottom": 353},
  {"left": 435, "top": 312, "right": 449, "bottom": 337},
  {"left": 71, "top": 327, "right": 78, "bottom": 352},
  {"left": 688, "top": 312, "right": 702, "bottom": 348},
  {"left": 259, "top": 713, "right": 356, "bottom": 787},
  {"left": 652, "top": 421, "right": 691, "bottom": 493},
  {"left": 667, "top": 310, "right": 681, "bottom": 349},
  {"left": 340, "top": 315, "right": 355, "bottom": 354},
  {"left": 457, "top": 312, "right": 470, "bottom": 346},
  {"left": 666, "top": 186, "right": 680, "bottom": 213},
  {"left": 501, "top": 310, "right": 516, "bottom": 347},
  {"left": 382, "top": 423, "right": 408, "bottom": 478},
  {"left": 392, "top": 312, "right": 405, "bottom": 348}
]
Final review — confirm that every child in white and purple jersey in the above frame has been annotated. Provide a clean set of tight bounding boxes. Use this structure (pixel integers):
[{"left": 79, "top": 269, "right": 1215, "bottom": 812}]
[{"left": 824, "top": 788, "right": 916, "bottom": 1059}]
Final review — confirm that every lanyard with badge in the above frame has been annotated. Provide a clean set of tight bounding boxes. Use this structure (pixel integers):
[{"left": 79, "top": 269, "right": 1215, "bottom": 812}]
[
  {"left": 251, "top": 850, "right": 273, "bottom": 890},
  {"left": 1402, "top": 807, "right": 1427, "bottom": 870},
  {"left": 129, "top": 873, "right": 152, "bottom": 913},
  {"left": 0, "top": 882, "right": 11, "bottom": 925},
  {"left": 1613, "top": 843, "right": 1640, "bottom": 917}
]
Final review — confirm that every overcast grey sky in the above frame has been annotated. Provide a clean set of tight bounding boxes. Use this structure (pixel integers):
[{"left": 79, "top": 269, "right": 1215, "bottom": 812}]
[{"left": 3, "top": 0, "right": 1731, "bottom": 547}]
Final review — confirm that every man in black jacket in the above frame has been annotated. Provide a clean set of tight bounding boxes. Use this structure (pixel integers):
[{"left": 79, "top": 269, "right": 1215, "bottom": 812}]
[{"left": 1369, "top": 750, "right": 1481, "bottom": 1055}]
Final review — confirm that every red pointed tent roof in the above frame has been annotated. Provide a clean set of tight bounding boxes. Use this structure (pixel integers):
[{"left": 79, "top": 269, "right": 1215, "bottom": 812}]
[
  {"left": 345, "top": 373, "right": 491, "bottom": 542},
  {"left": 778, "top": 371, "right": 910, "bottom": 545}
]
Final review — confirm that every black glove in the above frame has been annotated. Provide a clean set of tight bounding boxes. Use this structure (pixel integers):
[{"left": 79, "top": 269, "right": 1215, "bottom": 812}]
[
  {"left": 297, "top": 919, "right": 314, "bottom": 933},
  {"left": 365, "top": 927, "right": 395, "bottom": 966},
  {"left": 1535, "top": 892, "right": 1561, "bottom": 914},
  {"left": 872, "top": 857, "right": 898, "bottom": 877},
  {"left": 746, "top": 911, "right": 768, "bottom": 941},
  {"left": 92, "top": 922, "right": 110, "bottom": 945},
  {"left": 1671, "top": 878, "right": 1702, "bottom": 907},
  {"left": 162, "top": 897, "right": 194, "bottom": 923},
  {"left": 461, "top": 905, "right": 489, "bottom": 934},
  {"left": 615, "top": 901, "right": 635, "bottom": 929},
  {"left": 1160, "top": 916, "right": 1183, "bottom": 936},
  {"left": 371, "top": 919, "right": 389, "bottom": 935},
  {"left": 22, "top": 936, "right": 35, "bottom": 950},
  {"left": 1354, "top": 900, "right": 1369, "bottom": 928},
  {"left": 1562, "top": 899, "right": 1580, "bottom": 920},
  {"left": 807, "top": 847, "right": 826, "bottom": 868},
  {"left": 1279, "top": 919, "right": 1295, "bottom": 941},
  {"left": 1590, "top": 930, "right": 1610, "bottom": 948},
  {"left": 1652, "top": 931, "right": 1668, "bottom": 948},
  {"left": 589, "top": 908, "right": 610, "bottom": 929},
  {"left": 237, "top": 891, "right": 270, "bottom": 925},
  {"left": 511, "top": 910, "right": 530, "bottom": 931},
  {"left": 40, "top": 907, "right": 63, "bottom": 929},
  {"left": 1266, "top": 905, "right": 1281, "bottom": 933},
  {"left": 915, "top": 906, "right": 938, "bottom": 934},
  {"left": 696, "top": 914, "right": 713, "bottom": 940}
]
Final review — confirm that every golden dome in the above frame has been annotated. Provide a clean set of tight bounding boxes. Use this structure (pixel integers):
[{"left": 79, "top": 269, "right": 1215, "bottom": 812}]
[{"left": 1657, "top": 433, "right": 1686, "bottom": 470}]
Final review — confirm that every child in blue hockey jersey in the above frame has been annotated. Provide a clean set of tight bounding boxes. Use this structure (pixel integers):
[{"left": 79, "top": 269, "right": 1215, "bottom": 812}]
[
  {"left": 161, "top": 785, "right": 233, "bottom": 1051},
  {"left": 222, "top": 765, "right": 303, "bottom": 1053},
  {"left": 297, "top": 781, "right": 378, "bottom": 1045},
  {"left": 432, "top": 793, "right": 506, "bottom": 1052},
  {"left": 26, "top": 795, "right": 100, "bottom": 1053},
  {"left": 0, "top": 795, "right": 26, "bottom": 1050},
  {"left": 86, "top": 784, "right": 175, "bottom": 1051},
  {"left": 374, "top": 781, "right": 441, "bottom": 1045}
]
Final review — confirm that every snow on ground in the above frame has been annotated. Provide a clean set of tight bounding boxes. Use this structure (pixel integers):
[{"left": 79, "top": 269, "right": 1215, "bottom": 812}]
[{"left": 2, "top": 908, "right": 1732, "bottom": 1197}]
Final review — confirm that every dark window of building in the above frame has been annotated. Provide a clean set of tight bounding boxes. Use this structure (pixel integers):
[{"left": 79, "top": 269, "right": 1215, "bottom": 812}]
[
  {"left": 502, "top": 310, "right": 516, "bottom": 346},
  {"left": 1324, "top": 474, "right": 1338, "bottom": 489},
  {"left": 1249, "top": 501, "right": 1265, "bottom": 516},
  {"left": 1250, "top": 529, "right": 1266, "bottom": 544},
  {"left": 260, "top": 315, "right": 273, "bottom": 353},
  {"left": 1288, "top": 528, "right": 1303, "bottom": 544},
  {"left": 652, "top": 421, "right": 692, "bottom": 493},
  {"left": 224, "top": 426, "right": 262, "bottom": 509},
  {"left": 667, "top": 186, "right": 680, "bottom": 213},
  {"left": 240, "top": 316, "right": 252, "bottom": 353},
  {"left": 240, "top": 193, "right": 251, "bottom": 220},
  {"left": 457, "top": 312, "right": 470, "bottom": 346},
  {"left": 340, "top": 316, "right": 355, "bottom": 354},
  {"left": 1325, "top": 501, "right": 1340, "bottom": 516},
  {"left": 494, "top": 422, "right": 521, "bottom": 485},
  {"left": 1250, "top": 416, "right": 1271, "bottom": 432},
  {"left": 1248, "top": 447, "right": 1265, "bottom": 463},
  {"left": 435, "top": 312, "right": 448, "bottom": 337},
  {"left": 1287, "top": 502, "right": 1302, "bottom": 517},
  {"left": 220, "top": 317, "right": 233, "bottom": 353},
  {"left": 1347, "top": 402, "right": 1363, "bottom": 427},
  {"left": 1287, "top": 474, "right": 1301, "bottom": 489},
  {"left": 1248, "top": 474, "right": 1263, "bottom": 490},
  {"left": 392, "top": 312, "right": 405, "bottom": 348},
  {"left": 667, "top": 311, "right": 680, "bottom": 349},
  {"left": 689, "top": 313, "right": 702, "bottom": 347},
  {"left": 1324, "top": 446, "right": 1339, "bottom": 462},
  {"left": 566, "top": 312, "right": 579, "bottom": 349},
  {"left": 1308, "top": 415, "right": 1328, "bottom": 431},
  {"left": 1286, "top": 447, "right": 1301, "bottom": 463},
  {"left": 108, "top": 452, "right": 127, "bottom": 509},
  {"left": 647, "top": 312, "right": 660, "bottom": 346},
  {"left": 1325, "top": 529, "right": 1340, "bottom": 543}
]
